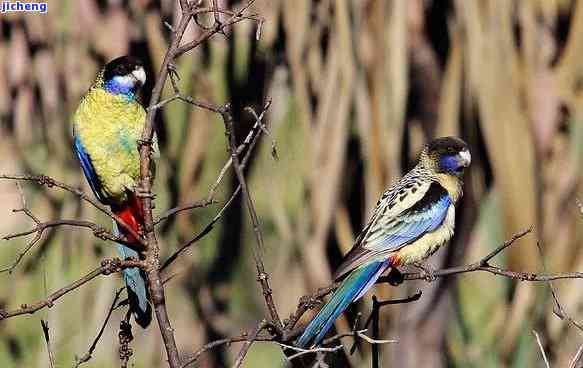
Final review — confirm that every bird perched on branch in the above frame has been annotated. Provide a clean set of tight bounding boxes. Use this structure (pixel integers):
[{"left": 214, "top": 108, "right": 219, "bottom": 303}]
[
  {"left": 72, "top": 56, "right": 153, "bottom": 328},
  {"left": 296, "top": 136, "right": 471, "bottom": 347}
]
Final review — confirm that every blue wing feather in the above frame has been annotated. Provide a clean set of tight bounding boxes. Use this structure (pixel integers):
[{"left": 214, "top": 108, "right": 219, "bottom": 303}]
[
  {"left": 335, "top": 181, "right": 451, "bottom": 279},
  {"left": 73, "top": 135, "right": 105, "bottom": 202},
  {"left": 296, "top": 260, "right": 390, "bottom": 347},
  {"left": 370, "top": 194, "right": 450, "bottom": 251},
  {"left": 297, "top": 181, "right": 453, "bottom": 348}
]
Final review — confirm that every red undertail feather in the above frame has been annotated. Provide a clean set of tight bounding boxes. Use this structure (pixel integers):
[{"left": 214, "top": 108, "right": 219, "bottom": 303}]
[{"left": 112, "top": 195, "right": 144, "bottom": 243}]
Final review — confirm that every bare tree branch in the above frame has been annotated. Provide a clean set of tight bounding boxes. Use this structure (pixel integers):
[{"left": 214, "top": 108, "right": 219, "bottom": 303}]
[
  {"left": 182, "top": 332, "right": 274, "bottom": 368},
  {"left": 74, "top": 288, "right": 125, "bottom": 367},
  {"left": 161, "top": 186, "right": 241, "bottom": 272},
  {"left": 154, "top": 199, "right": 216, "bottom": 226},
  {"left": 219, "top": 102, "right": 282, "bottom": 332},
  {"left": 161, "top": 100, "right": 272, "bottom": 272},
  {"left": 535, "top": 241, "right": 583, "bottom": 335},
  {"left": 40, "top": 320, "right": 55, "bottom": 368},
  {"left": 2, "top": 218, "right": 131, "bottom": 274},
  {"left": 0, "top": 258, "right": 142, "bottom": 320},
  {"left": 1, "top": 3, "right": 268, "bottom": 368},
  {"left": 2, "top": 175, "right": 146, "bottom": 245},
  {"left": 0, "top": 174, "right": 145, "bottom": 249},
  {"left": 533, "top": 330, "right": 551, "bottom": 368},
  {"left": 181, "top": 327, "right": 396, "bottom": 367},
  {"left": 174, "top": 2, "right": 263, "bottom": 57},
  {"left": 570, "top": 344, "right": 583, "bottom": 368},
  {"left": 233, "top": 319, "right": 269, "bottom": 368},
  {"left": 135, "top": 2, "right": 267, "bottom": 366},
  {"left": 284, "top": 227, "right": 583, "bottom": 341},
  {"left": 136, "top": 5, "right": 195, "bottom": 365},
  {"left": 281, "top": 343, "right": 344, "bottom": 361}
]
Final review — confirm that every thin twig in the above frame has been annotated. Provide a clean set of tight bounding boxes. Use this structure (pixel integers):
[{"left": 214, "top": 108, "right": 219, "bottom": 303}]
[
  {"left": 152, "top": 102, "right": 270, "bottom": 231},
  {"left": 0, "top": 258, "right": 142, "bottom": 320},
  {"left": 533, "top": 330, "right": 551, "bottom": 368},
  {"left": 480, "top": 227, "right": 533, "bottom": 264},
  {"left": 0, "top": 3, "right": 266, "bottom": 368},
  {"left": 137, "top": 4, "right": 266, "bottom": 364},
  {"left": 232, "top": 320, "right": 269, "bottom": 368},
  {"left": 570, "top": 344, "right": 583, "bottom": 368},
  {"left": 137, "top": 6, "right": 195, "bottom": 365},
  {"left": 182, "top": 327, "right": 394, "bottom": 367},
  {"left": 396, "top": 227, "right": 583, "bottom": 282},
  {"left": 282, "top": 343, "right": 344, "bottom": 361},
  {"left": 161, "top": 99, "right": 271, "bottom": 271},
  {"left": 175, "top": 1, "right": 263, "bottom": 57},
  {"left": 243, "top": 102, "right": 277, "bottom": 160},
  {"left": 361, "top": 292, "right": 422, "bottom": 336},
  {"left": 74, "top": 289, "right": 125, "bottom": 367},
  {"left": 181, "top": 332, "right": 274, "bottom": 368},
  {"left": 154, "top": 198, "right": 216, "bottom": 225},
  {"left": 355, "top": 333, "right": 397, "bottom": 345},
  {"left": 535, "top": 241, "right": 583, "bottom": 334},
  {"left": 2, "top": 181, "right": 131, "bottom": 273},
  {"left": 220, "top": 102, "right": 282, "bottom": 331},
  {"left": 161, "top": 186, "right": 240, "bottom": 271},
  {"left": 284, "top": 227, "right": 583, "bottom": 340},
  {"left": 40, "top": 320, "right": 55, "bottom": 368},
  {"left": 401, "top": 266, "right": 583, "bottom": 282},
  {"left": 0, "top": 174, "right": 145, "bottom": 248},
  {"left": 281, "top": 329, "right": 396, "bottom": 360},
  {"left": 371, "top": 296, "right": 380, "bottom": 368},
  {"left": 2, "top": 219, "right": 128, "bottom": 274}
]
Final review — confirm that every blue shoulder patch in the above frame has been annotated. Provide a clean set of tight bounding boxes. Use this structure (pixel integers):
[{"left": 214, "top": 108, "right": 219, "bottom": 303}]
[{"left": 73, "top": 135, "right": 105, "bottom": 202}]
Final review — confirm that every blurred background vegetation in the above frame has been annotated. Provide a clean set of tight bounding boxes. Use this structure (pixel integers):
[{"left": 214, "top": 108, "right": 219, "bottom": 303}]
[{"left": 1, "top": 0, "right": 583, "bottom": 367}]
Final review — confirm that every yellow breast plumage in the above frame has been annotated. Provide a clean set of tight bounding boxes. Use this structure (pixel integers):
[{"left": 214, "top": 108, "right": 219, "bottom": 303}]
[
  {"left": 393, "top": 205, "right": 456, "bottom": 265},
  {"left": 73, "top": 87, "right": 146, "bottom": 204}
]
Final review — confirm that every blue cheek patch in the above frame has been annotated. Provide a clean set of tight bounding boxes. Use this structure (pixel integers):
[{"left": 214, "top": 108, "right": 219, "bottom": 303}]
[
  {"left": 440, "top": 155, "right": 460, "bottom": 172},
  {"left": 104, "top": 77, "right": 136, "bottom": 101}
]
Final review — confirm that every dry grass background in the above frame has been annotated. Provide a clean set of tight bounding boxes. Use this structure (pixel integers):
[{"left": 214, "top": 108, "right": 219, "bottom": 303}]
[{"left": 1, "top": 0, "right": 583, "bottom": 367}]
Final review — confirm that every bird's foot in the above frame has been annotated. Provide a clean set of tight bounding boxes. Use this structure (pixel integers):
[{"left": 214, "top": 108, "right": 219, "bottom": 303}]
[
  {"left": 167, "top": 63, "right": 181, "bottom": 89},
  {"left": 136, "top": 138, "right": 153, "bottom": 148},
  {"left": 413, "top": 262, "right": 436, "bottom": 282},
  {"left": 135, "top": 187, "right": 155, "bottom": 200},
  {"left": 167, "top": 62, "right": 179, "bottom": 76},
  {"left": 386, "top": 267, "right": 404, "bottom": 286}
]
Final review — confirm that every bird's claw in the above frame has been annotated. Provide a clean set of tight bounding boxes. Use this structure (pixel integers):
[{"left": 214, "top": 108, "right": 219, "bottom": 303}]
[
  {"left": 136, "top": 138, "right": 153, "bottom": 148},
  {"left": 167, "top": 63, "right": 180, "bottom": 81},
  {"left": 414, "top": 262, "right": 436, "bottom": 282},
  {"left": 136, "top": 187, "right": 155, "bottom": 200},
  {"left": 386, "top": 267, "right": 404, "bottom": 286}
]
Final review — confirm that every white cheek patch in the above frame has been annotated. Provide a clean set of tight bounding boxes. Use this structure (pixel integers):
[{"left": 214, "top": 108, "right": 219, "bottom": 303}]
[
  {"left": 132, "top": 67, "right": 146, "bottom": 85},
  {"left": 458, "top": 149, "right": 471, "bottom": 166}
]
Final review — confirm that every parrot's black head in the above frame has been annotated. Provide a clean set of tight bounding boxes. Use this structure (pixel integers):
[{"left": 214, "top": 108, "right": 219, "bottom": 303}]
[
  {"left": 421, "top": 136, "right": 471, "bottom": 175},
  {"left": 102, "top": 56, "right": 146, "bottom": 99}
]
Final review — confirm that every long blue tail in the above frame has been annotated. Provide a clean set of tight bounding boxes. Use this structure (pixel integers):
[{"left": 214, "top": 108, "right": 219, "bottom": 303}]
[
  {"left": 113, "top": 223, "right": 152, "bottom": 328},
  {"left": 296, "top": 260, "right": 390, "bottom": 348}
]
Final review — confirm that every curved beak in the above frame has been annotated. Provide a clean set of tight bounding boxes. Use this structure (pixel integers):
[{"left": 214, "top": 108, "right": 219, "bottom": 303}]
[{"left": 458, "top": 149, "right": 471, "bottom": 168}]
